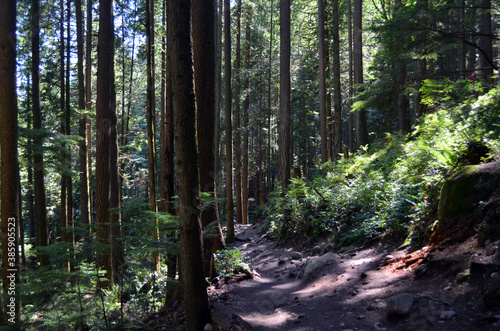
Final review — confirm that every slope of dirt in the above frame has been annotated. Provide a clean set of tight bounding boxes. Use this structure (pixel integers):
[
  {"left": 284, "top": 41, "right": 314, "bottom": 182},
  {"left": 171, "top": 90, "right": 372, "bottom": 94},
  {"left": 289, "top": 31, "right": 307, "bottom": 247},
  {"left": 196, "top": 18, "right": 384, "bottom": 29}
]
[{"left": 209, "top": 223, "right": 500, "bottom": 331}]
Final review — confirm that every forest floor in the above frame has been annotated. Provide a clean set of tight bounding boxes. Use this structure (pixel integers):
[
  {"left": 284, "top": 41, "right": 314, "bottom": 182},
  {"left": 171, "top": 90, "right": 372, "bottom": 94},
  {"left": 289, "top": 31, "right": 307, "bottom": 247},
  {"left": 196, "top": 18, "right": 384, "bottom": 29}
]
[{"left": 209, "top": 222, "right": 500, "bottom": 331}]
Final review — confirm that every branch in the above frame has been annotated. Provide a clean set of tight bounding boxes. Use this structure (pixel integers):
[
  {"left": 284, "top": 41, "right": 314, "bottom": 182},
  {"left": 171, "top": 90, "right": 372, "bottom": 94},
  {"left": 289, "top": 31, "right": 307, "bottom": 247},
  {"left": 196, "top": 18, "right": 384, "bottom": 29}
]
[
  {"left": 414, "top": 22, "right": 499, "bottom": 70},
  {"left": 312, "top": 187, "right": 328, "bottom": 204}
]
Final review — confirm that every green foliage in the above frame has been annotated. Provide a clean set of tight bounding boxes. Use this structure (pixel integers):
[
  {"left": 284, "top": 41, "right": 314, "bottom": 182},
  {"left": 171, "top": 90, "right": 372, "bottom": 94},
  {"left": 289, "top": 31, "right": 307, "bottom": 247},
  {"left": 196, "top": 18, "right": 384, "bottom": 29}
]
[
  {"left": 214, "top": 248, "right": 250, "bottom": 278},
  {"left": 264, "top": 86, "right": 500, "bottom": 248},
  {"left": 21, "top": 260, "right": 179, "bottom": 330}
]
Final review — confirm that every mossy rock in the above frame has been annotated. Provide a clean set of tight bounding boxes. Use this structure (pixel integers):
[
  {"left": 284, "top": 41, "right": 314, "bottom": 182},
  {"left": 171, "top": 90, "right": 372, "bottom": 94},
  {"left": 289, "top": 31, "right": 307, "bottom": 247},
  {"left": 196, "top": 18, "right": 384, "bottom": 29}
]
[
  {"left": 435, "top": 161, "right": 500, "bottom": 243},
  {"left": 439, "top": 162, "right": 500, "bottom": 223}
]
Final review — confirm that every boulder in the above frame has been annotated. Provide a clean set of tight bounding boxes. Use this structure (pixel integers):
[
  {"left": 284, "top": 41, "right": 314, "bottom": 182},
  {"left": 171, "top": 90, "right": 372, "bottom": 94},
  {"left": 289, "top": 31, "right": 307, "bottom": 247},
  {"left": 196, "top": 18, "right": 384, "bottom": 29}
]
[
  {"left": 301, "top": 252, "right": 339, "bottom": 278},
  {"left": 312, "top": 244, "right": 325, "bottom": 256},
  {"left": 431, "top": 161, "right": 500, "bottom": 244},
  {"left": 386, "top": 293, "right": 414, "bottom": 316}
]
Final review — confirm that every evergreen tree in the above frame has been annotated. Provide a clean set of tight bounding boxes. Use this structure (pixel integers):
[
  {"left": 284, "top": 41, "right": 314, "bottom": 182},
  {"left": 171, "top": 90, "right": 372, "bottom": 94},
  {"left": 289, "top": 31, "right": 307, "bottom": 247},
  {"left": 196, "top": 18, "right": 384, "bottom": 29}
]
[{"left": 170, "top": 0, "right": 210, "bottom": 327}]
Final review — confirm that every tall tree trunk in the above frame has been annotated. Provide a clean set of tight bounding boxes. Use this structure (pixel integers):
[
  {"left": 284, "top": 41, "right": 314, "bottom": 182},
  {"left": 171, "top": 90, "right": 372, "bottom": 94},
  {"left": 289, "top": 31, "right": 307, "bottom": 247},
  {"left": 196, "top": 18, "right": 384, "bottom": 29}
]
[
  {"left": 32, "top": 0, "right": 50, "bottom": 268},
  {"left": 163, "top": 0, "right": 177, "bottom": 281},
  {"left": 279, "top": 0, "right": 291, "bottom": 190},
  {"left": 457, "top": 0, "right": 466, "bottom": 78},
  {"left": 267, "top": 0, "right": 274, "bottom": 199},
  {"left": 325, "top": 4, "right": 332, "bottom": 161},
  {"left": 318, "top": 0, "right": 328, "bottom": 164},
  {"left": 60, "top": 0, "right": 68, "bottom": 260},
  {"left": 394, "top": 0, "right": 409, "bottom": 133},
  {"left": 170, "top": 0, "right": 211, "bottom": 327},
  {"left": 332, "top": 0, "right": 342, "bottom": 160},
  {"left": 121, "top": 3, "right": 135, "bottom": 197},
  {"left": 80, "top": 0, "right": 92, "bottom": 240},
  {"left": 234, "top": 0, "right": 243, "bottom": 225},
  {"left": 224, "top": 0, "right": 235, "bottom": 243},
  {"left": 466, "top": 0, "right": 477, "bottom": 73},
  {"left": 76, "top": 0, "right": 89, "bottom": 245},
  {"left": 110, "top": 65, "right": 122, "bottom": 286},
  {"left": 347, "top": 0, "right": 354, "bottom": 152},
  {"left": 353, "top": 0, "right": 368, "bottom": 148},
  {"left": 479, "top": 0, "right": 493, "bottom": 89},
  {"left": 415, "top": 0, "right": 427, "bottom": 120},
  {"left": 66, "top": 0, "right": 74, "bottom": 255},
  {"left": 258, "top": 74, "right": 264, "bottom": 206},
  {"left": 96, "top": 0, "right": 115, "bottom": 288},
  {"left": 215, "top": 0, "right": 223, "bottom": 213},
  {"left": 27, "top": 113, "right": 36, "bottom": 241},
  {"left": 242, "top": 10, "right": 251, "bottom": 225},
  {"left": 160, "top": 0, "right": 167, "bottom": 212},
  {"left": 0, "top": 0, "right": 21, "bottom": 319},
  {"left": 146, "top": 0, "right": 160, "bottom": 273},
  {"left": 192, "top": 0, "right": 223, "bottom": 278}
]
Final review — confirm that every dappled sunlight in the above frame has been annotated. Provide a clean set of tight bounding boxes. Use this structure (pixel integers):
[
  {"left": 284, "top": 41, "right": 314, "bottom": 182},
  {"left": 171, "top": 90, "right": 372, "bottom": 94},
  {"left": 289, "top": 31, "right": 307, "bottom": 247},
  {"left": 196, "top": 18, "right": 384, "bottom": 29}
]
[{"left": 239, "top": 308, "right": 299, "bottom": 329}]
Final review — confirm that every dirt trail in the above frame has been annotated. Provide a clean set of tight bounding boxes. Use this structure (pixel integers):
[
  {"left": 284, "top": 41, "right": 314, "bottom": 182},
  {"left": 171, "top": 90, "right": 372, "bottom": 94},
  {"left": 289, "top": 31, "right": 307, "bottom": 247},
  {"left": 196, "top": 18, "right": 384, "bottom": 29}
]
[{"left": 211, "top": 223, "right": 495, "bottom": 331}]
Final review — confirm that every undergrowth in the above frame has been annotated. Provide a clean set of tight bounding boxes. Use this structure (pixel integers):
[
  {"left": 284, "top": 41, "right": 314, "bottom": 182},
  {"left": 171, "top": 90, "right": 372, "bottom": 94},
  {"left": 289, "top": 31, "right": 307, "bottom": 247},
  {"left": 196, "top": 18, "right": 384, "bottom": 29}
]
[{"left": 263, "top": 84, "right": 500, "bottom": 248}]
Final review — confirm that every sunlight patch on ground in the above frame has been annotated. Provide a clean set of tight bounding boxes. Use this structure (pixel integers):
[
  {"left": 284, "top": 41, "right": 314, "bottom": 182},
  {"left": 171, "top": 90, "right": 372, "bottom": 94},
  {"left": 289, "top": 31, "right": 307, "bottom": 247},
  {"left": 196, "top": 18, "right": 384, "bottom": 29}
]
[
  {"left": 240, "top": 308, "right": 298, "bottom": 329},
  {"left": 349, "top": 256, "right": 375, "bottom": 266}
]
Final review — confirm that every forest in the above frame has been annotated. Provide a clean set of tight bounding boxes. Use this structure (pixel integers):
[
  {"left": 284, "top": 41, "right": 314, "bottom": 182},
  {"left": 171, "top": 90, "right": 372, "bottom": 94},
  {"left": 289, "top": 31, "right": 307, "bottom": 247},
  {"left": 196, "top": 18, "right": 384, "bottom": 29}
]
[{"left": 0, "top": 0, "right": 499, "bottom": 328}]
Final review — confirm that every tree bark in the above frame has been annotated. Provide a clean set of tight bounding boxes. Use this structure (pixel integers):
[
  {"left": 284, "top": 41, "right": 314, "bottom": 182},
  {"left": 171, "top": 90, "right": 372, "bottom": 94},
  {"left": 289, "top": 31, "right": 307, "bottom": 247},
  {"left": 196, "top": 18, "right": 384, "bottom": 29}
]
[
  {"left": 65, "top": 0, "right": 74, "bottom": 254},
  {"left": 241, "top": 8, "right": 252, "bottom": 224},
  {"left": 32, "top": 0, "right": 50, "bottom": 267},
  {"left": 214, "top": 0, "right": 223, "bottom": 215},
  {"left": 110, "top": 65, "right": 122, "bottom": 285},
  {"left": 163, "top": 0, "right": 177, "bottom": 281},
  {"left": 234, "top": 0, "right": 243, "bottom": 225},
  {"left": 80, "top": 0, "right": 93, "bottom": 240},
  {"left": 353, "top": 0, "right": 368, "bottom": 148},
  {"left": 96, "top": 0, "right": 115, "bottom": 288},
  {"left": 457, "top": 0, "right": 466, "bottom": 78},
  {"left": 242, "top": 10, "right": 251, "bottom": 225},
  {"left": 332, "top": 0, "right": 342, "bottom": 160},
  {"left": 318, "top": 0, "right": 328, "bottom": 164},
  {"left": 414, "top": 0, "right": 427, "bottom": 120},
  {"left": 267, "top": 0, "right": 275, "bottom": 198},
  {"left": 347, "top": 0, "right": 354, "bottom": 152},
  {"left": 60, "top": 0, "right": 68, "bottom": 257},
  {"left": 170, "top": 0, "right": 211, "bottom": 328},
  {"left": 279, "top": 0, "right": 291, "bottom": 190},
  {"left": 224, "top": 0, "right": 235, "bottom": 244},
  {"left": 75, "top": 0, "right": 87, "bottom": 253},
  {"left": 192, "top": 0, "right": 223, "bottom": 278},
  {"left": 479, "top": 0, "right": 493, "bottom": 89},
  {"left": 146, "top": 0, "right": 160, "bottom": 273},
  {"left": 0, "top": 0, "right": 21, "bottom": 319}
]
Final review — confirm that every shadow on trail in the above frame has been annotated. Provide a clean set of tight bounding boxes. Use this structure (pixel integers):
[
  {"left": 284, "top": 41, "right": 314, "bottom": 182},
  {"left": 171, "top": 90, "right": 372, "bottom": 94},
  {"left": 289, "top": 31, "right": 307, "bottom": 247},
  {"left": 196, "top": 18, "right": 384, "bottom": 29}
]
[{"left": 217, "top": 224, "right": 491, "bottom": 331}]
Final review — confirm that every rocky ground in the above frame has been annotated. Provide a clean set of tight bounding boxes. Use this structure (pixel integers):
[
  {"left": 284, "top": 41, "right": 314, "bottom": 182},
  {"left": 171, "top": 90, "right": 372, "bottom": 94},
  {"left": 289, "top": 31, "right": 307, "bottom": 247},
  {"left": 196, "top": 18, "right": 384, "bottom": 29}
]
[{"left": 208, "top": 223, "right": 500, "bottom": 331}]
